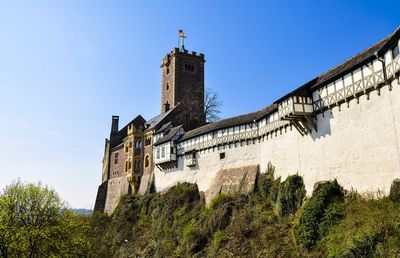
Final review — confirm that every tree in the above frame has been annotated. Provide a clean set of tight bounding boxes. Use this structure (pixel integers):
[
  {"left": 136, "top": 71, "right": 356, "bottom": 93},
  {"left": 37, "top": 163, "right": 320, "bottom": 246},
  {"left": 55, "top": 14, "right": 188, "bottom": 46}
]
[
  {"left": 0, "top": 181, "right": 93, "bottom": 257},
  {"left": 204, "top": 87, "right": 222, "bottom": 123}
]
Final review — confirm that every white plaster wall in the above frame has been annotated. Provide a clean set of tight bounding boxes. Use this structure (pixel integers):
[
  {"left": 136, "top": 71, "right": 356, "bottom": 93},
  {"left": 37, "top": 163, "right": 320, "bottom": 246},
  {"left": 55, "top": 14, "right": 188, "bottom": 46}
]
[
  {"left": 260, "top": 83, "right": 400, "bottom": 195},
  {"left": 154, "top": 141, "right": 260, "bottom": 194},
  {"left": 154, "top": 81, "right": 400, "bottom": 199}
]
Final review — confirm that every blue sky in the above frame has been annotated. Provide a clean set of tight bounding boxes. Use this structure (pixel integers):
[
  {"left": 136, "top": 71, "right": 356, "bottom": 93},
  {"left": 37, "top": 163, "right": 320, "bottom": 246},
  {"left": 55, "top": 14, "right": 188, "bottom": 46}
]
[{"left": 0, "top": 1, "right": 399, "bottom": 208}]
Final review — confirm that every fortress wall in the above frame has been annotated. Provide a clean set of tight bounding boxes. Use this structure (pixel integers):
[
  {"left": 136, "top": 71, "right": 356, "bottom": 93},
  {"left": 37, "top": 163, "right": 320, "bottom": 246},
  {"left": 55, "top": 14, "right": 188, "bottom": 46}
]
[
  {"left": 104, "top": 176, "right": 130, "bottom": 213},
  {"left": 153, "top": 140, "right": 260, "bottom": 196},
  {"left": 154, "top": 82, "right": 400, "bottom": 201},
  {"left": 260, "top": 82, "right": 400, "bottom": 195}
]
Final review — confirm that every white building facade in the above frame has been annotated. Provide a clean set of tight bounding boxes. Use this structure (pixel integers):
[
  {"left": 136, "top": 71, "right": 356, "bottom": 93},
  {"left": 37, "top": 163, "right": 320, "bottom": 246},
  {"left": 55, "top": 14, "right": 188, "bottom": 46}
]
[{"left": 152, "top": 27, "right": 400, "bottom": 202}]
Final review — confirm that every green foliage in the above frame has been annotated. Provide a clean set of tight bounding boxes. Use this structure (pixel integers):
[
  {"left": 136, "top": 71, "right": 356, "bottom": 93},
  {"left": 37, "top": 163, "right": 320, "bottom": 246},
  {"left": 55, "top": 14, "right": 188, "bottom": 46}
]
[
  {"left": 275, "top": 174, "right": 306, "bottom": 217},
  {"left": 389, "top": 179, "right": 400, "bottom": 202},
  {"left": 321, "top": 197, "right": 400, "bottom": 257},
  {"left": 212, "top": 230, "right": 225, "bottom": 246},
  {"left": 82, "top": 171, "right": 400, "bottom": 257},
  {"left": 0, "top": 181, "right": 94, "bottom": 257},
  {"left": 297, "top": 179, "right": 344, "bottom": 250},
  {"left": 257, "top": 163, "right": 281, "bottom": 202}
]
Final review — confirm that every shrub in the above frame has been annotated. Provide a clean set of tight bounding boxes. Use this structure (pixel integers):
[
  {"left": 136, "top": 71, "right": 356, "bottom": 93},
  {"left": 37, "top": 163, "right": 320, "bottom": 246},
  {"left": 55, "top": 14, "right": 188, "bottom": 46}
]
[
  {"left": 212, "top": 230, "right": 225, "bottom": 246},
  {"left": 257, "top": 163, "right": 281, "bottom": 202},
  {"left": 275, "top": 174, "right": 306, "bottom": 217},
  {"left": 297, "top": 180, "right": 344, "bottom": 250},
  {"left": 389, "top": 179, "right": 400, "bottom": 202}
]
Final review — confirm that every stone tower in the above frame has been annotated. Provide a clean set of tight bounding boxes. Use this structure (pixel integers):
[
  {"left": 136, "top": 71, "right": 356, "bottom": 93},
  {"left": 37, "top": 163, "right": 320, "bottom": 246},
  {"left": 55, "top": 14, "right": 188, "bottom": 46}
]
[{"left": 160, "top": 48, "right": 206, "bottom": 130}]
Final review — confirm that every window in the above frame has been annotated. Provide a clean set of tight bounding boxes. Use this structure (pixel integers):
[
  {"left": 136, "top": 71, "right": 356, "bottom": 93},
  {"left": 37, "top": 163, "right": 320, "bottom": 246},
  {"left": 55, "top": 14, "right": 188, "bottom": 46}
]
[
  {"left": 129, "top": 141, "right": 132, "bottom": 149},
  {"left": 171, "top": 147, "right": 175, "bottom": 154},
  {"left": 164, "top": 102, "right": 170, "bottom": 111},
  {"left": 145, "top": 155, "right": 150, "bottom": 168},
  {"left": 219, "top": 152, "right": 225, "bottom": 160},
  {"left": 161, "top": 146, "right": 165, "bottom": 158},
  {"left": 135, "top": 139, "right": 142, "bottom": 149},
  {"left": 392, "top": 45, "right": 399, "bottom": 59},
  {"left": 166, "top": 82, "right": 170, "bottom": 90},
  {"left": 125, "top": 145, "right": 129, "bottom": 153},
  {"left": 145, "top": 136, "right": 151, "bottom": 146},
  {"left": 184, "top": 63, "right": 195, "bottom": 72},
  {"left": 114, "top": 152, "right": 119, "bottom": 164},
  {"left": 156, "top": 148, "right": 160, "bottom": 159},
  {"left": 166, "top": 67, "right": 170, "bottom": 74},
  {"left": 135, "top": 160, "right": 141, "bottom": 172}
]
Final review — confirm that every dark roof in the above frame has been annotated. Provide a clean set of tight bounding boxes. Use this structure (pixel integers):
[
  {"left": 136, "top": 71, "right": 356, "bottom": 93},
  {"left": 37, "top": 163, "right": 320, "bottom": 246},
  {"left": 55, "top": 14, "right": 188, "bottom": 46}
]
[
  {"left": 154, "top": 125, "right": 183, "bottom": 146},
  {"left": 110, "top": 115, "right": 146, "bottom": 149},
  {"left": 276, "top": 26, "right": 400, "bottom": 103},
  {"left": 179, "top": 104, "right": 277, "bottom": 142},
  {"left": 155, "top": 121, "right": 172, "bottom": 134},
  {"left": 312, "top": 26, "right": 400, "bottom": 89},
  {"left": 145, "top": 109, "right": 173, "bottom": 130}
]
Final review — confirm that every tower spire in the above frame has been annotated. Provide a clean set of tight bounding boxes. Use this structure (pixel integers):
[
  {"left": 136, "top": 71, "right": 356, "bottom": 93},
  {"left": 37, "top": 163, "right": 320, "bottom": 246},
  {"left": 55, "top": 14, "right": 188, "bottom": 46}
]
[{"left": 178, "top": 29, "right": 186, "bottom": 52}]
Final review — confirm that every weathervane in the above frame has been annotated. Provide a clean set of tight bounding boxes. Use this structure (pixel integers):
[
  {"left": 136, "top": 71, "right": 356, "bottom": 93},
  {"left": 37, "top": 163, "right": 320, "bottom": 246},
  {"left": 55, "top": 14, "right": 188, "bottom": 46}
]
[{"left": 178, "top": 29, "right": 186, "bottom": 52}]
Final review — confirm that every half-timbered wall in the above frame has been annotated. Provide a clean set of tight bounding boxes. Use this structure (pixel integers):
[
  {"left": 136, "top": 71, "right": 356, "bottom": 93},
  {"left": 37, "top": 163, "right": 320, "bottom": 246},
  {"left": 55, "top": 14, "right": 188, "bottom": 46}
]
[{"left": 154, "top": 42, "right": 400, "bottom": 201}]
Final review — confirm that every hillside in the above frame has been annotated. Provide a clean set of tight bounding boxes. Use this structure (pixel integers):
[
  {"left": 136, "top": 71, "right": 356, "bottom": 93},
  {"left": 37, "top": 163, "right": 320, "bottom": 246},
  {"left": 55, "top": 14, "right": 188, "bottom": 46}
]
[{"left": 90, "top": 168, "right": 400, "bottom": 257}]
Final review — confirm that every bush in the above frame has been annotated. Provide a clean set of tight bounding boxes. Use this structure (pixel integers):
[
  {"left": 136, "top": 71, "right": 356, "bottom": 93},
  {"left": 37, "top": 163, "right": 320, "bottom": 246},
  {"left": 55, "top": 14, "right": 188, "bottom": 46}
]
[
  {"left": 389, "top": 179, "right": 400, "bottom": 202},
  {"left": 297, "top": 180, "right": 344, "bottom": 250},
  {"left": 257, "top": 163, "right": 281, "bottom": 202},
  {"left": 275, "top": 174, "right": 306, "bottom": 217}
]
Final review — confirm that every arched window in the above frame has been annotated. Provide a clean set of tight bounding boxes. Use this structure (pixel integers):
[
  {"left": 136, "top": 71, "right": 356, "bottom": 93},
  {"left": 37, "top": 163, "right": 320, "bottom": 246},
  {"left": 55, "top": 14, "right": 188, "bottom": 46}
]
[
  {"left": 125, "top": 161, "right": 128, "bottom": 172},
  {"left": 135, "top": 160, "right": 141, "bottom": 172},
  {"left": 145, "top": 136, "right": 151, "bottom": 146},
  {"left": 145, "top": 155, "right": 150, "bottom": 168},
  {"left": 135, "top": 139, "right": 142, "bottom": 149},
  {"left": 166, "top": 82, "right": 170, "bottom": 90},
  {"left": 128, "top": 159, "right": 132, "bottom": 170}
]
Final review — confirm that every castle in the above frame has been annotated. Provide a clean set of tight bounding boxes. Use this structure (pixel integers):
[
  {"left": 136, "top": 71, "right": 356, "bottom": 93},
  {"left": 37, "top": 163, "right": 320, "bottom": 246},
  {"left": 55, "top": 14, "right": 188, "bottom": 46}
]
[{"left": 95, "top": 27, "right": 400, "bottom": 214}]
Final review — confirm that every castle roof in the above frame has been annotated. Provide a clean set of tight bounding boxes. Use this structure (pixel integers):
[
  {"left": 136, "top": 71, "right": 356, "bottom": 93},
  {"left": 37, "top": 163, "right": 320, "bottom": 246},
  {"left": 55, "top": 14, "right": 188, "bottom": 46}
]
[
  {"left": 110, "top": 115, "right": 146, "bottom": 149},
  {"left": 145, "top": 104, "right": 180, "bottom": 132},
  {"left": 154, "top": 125, "right": 183, "bottom": 146},
  {"left": 179, "top": 104, "right": 277, "bottom": 142},
  {"left": 277, "top": 26, "right": 400, "bottom": 102},
  {"left": 179, "top": 26, "right": 400, "bottom": 143}
]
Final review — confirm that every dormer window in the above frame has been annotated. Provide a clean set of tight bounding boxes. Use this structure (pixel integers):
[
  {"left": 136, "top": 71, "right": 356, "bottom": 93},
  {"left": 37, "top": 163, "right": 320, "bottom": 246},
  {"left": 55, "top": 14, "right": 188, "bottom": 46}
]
[{"left": 392, "top": 45, "right": 399, "bottom": 59}]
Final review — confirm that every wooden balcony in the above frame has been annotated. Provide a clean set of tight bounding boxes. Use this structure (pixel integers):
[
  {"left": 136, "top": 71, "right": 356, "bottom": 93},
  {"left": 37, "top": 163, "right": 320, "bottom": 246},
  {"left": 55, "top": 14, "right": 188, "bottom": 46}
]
[{"left": 278, "top": 96, "right": 316, "bottom": 136}]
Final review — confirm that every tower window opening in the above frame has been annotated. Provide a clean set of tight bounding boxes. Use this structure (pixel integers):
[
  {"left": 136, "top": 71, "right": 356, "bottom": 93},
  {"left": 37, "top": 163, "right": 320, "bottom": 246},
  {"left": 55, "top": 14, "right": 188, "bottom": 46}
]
[
  {"left": 164, "top": 102, "right": 170, "bottom": 112},
  {"left": 166, "top": 67, "right": 170, "bottom": 74},
  {"left": 166, "top": 82, "right": 170, "bottom": 90},
  {"left": 114, "top": 152, "right": 119, "bottom": 164},
  {"left": 184, "top": 63, "right": 195, "bottom": 72},
  {"left": 392, "top": 45, "right": 399, "bottom": 59}
]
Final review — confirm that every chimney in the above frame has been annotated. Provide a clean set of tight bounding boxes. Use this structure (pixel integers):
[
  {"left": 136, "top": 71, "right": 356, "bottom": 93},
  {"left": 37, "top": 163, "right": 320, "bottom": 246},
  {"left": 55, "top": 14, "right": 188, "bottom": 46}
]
[{"left": 111, "top": 116, "right": 119, "bottom": 135}]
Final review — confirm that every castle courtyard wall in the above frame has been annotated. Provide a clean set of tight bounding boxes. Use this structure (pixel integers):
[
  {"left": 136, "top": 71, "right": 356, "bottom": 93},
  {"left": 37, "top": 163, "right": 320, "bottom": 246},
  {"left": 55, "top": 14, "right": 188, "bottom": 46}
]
[{"left": 154, "top": 80, "right": 400, "bottom": 201}]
